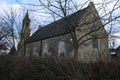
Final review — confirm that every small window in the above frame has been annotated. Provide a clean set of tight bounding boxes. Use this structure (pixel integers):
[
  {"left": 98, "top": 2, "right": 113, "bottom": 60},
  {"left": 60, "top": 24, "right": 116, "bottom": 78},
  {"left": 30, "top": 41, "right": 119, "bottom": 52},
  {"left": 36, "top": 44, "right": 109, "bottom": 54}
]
[
  {"left": 43, "top": 44, "right": 48, "bottom": 57},
  {"left": 58, "top": 41, "right": 66, "bottom": 57},
  {"left": 26, "top": 22, "right": 29, "bottom": 27}
]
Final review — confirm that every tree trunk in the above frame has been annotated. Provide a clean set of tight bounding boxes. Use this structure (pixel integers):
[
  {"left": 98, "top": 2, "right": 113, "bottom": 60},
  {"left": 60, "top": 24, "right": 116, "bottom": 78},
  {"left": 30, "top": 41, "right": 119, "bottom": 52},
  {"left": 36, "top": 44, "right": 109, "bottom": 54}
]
[{"left": 74, "top": 43, "right": 79, "bottom": 61}]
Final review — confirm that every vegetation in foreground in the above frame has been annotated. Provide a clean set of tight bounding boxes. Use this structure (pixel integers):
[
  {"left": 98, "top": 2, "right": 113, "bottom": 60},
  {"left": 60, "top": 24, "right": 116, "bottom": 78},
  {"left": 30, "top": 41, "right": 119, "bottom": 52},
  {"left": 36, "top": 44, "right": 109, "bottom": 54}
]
[{"left": 0, "top": 55, "right": 120, "bottom": 80}]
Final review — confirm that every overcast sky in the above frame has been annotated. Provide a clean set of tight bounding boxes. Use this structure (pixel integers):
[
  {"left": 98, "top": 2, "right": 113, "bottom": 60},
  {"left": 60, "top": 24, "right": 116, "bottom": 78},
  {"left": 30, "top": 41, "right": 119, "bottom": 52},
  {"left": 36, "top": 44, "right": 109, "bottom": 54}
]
[{"left": 0, "top": 0, "right": 120, "bottom": 48}]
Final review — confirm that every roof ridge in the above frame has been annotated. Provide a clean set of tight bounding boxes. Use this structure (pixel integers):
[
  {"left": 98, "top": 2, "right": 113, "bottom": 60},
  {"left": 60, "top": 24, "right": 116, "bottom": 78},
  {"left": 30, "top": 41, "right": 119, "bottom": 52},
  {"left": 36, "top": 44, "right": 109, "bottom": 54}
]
[{"left": 44, "top": 6, "right": 89, "bottom": 27}]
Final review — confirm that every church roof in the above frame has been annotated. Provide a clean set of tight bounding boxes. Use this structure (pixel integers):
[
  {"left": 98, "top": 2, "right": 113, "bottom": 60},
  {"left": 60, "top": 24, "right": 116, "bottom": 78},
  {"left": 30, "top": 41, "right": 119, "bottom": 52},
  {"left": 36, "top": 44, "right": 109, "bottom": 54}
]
[{"left": 25, "top": 3, "right": 94, "bottom": 43}]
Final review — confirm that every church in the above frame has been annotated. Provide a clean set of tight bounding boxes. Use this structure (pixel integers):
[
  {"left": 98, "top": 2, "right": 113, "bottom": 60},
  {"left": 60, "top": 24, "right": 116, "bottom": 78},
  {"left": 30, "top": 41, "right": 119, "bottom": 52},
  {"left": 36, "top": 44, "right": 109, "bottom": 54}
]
[{"left": 17, "top": 2, "right": 111, "bottom": 63}]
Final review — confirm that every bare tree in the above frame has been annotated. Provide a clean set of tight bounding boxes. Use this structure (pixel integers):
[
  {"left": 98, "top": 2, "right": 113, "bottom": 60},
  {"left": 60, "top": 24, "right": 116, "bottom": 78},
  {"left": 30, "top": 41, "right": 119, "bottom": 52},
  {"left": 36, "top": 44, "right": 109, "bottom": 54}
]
[
  {"left": 16, "top": 0, "right": 120, "bottom": 60},
  {"left": 0, "top": 6, "right": 22, "bottom": 50}
]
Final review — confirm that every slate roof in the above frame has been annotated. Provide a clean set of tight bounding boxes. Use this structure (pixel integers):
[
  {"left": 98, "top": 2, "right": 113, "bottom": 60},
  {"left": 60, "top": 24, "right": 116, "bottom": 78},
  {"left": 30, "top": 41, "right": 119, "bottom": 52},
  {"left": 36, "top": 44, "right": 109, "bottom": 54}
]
[
  {"left": 116, "top": 46, "right": 120, "bottom": 52},
  {"left": 110, "top": 46, "right": 120, "bottom": 52},
  {"left": 25, "top": 4, "right": 91, "bottom": 44}
]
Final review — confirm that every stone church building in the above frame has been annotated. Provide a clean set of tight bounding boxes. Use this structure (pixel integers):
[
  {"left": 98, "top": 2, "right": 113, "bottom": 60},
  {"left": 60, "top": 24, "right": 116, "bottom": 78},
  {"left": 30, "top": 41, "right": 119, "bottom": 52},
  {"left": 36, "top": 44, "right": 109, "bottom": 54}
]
[{"left": 17, "top": 2, "right": 110, "bottom": 62}]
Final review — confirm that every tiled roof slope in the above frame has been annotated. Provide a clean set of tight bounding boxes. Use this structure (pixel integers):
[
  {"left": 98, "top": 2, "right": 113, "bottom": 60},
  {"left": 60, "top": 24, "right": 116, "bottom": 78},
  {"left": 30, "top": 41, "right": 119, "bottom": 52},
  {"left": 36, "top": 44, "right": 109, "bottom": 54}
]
[{"left": 26, "top": 4, "right": 91, "bottom": 43}]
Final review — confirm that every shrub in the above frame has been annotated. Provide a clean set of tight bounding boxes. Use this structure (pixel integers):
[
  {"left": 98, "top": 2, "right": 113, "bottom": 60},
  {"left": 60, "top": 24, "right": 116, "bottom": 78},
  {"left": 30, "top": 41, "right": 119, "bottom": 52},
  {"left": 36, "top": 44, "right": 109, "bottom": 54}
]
[{"left": 0, "top": 55, "right": 120, "bottom": 80}]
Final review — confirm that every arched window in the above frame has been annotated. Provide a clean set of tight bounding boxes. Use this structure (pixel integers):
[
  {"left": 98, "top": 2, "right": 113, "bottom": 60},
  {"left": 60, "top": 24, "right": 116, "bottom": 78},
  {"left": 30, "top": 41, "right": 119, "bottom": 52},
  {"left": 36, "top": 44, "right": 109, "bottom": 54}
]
[
  {"left": 26, "top": 50, "right": 29, "bottom": 56},
  {"left": 25, "top": 45, "right": 28, "bottom": 56},
  {"left": 33, "top": 46, "right": 38, "bottom": 57},
  {"left": 92, "top": 34, "right": 98, "bottom": 49},
  {"left": 43, "top": 44, "right": 48, "bottom": 57},
  {"left": 58, "top": 41, "right": 66, "bottom": 57},
  {"left": 91, "top": 25, "right": 98, "bottom": 49}
]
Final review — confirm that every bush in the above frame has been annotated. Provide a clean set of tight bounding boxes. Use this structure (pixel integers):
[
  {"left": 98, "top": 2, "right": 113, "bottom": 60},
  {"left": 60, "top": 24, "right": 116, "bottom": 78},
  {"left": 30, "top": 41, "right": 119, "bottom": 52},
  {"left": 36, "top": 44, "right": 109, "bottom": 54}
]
[{"left": 0, "top": 55, "right": 120, "bottom": 80}]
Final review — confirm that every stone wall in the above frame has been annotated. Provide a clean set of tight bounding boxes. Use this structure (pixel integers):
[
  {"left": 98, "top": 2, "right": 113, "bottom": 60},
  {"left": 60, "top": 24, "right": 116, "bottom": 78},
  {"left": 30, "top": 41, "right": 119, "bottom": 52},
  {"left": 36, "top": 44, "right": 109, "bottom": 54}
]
[
  {"left": 75, "top": 3, "right": 111, "bottom": 62},
  {"left": 18, "top": 34, "right": 74, "bottom": 58}
]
